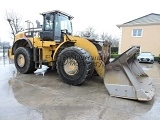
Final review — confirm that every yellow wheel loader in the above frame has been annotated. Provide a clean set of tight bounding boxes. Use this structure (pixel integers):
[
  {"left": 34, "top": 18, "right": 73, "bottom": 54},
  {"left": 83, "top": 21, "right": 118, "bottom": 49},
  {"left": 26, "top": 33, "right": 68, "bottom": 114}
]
[{"left": 8, "top": 10, "right": 155, "bottom": 101}]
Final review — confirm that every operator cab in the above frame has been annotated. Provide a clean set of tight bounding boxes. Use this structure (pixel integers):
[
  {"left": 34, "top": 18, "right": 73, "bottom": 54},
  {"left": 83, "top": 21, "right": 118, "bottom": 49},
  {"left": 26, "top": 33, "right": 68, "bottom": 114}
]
[{"left": 40, "top": 10, "right": 73, "bottom": 42}]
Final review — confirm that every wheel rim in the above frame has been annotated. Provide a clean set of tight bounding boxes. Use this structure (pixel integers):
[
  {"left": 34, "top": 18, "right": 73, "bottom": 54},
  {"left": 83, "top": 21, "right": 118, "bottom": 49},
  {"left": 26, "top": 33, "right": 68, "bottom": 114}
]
[
  {"left": 17, "top": 54, "right": 25, "bottom": 67},
  {"left": 63, "top": 58, "right": 79, "bottom": 75}
]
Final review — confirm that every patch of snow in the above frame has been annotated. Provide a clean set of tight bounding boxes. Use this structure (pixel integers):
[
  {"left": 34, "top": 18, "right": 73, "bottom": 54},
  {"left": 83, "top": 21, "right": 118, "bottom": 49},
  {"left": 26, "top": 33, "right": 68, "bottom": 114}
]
[{"left": 34, "top": 65, "right": 49, "bottom": 76}]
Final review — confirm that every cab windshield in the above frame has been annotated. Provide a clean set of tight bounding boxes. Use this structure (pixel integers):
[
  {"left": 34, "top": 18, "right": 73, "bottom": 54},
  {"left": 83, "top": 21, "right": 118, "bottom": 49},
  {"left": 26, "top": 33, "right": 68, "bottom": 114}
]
[{"left": 55, "top": 14, "right": 72, "bottom": 35}]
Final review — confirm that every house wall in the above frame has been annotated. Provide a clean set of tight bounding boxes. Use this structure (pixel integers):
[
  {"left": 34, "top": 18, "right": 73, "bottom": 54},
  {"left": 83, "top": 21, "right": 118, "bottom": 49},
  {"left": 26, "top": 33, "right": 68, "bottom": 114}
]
[{"left": 119, "top": 25, "right": 160, "bottom": 56}]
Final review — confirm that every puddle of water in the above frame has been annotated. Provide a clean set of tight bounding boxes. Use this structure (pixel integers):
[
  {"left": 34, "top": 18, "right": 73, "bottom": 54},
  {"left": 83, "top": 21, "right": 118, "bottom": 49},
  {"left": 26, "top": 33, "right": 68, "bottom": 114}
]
[
  {"left": 0, "top": 56, "right": 13, "bottom": 66},
  {"left": 1, "top": 59, "right": 159, "bottom": 119},
  {"left": 139, "top": 96, "right": 160, "bottom": 119},
  {"left": 0, "top": 64, "right": 43, "bottom": 120}
]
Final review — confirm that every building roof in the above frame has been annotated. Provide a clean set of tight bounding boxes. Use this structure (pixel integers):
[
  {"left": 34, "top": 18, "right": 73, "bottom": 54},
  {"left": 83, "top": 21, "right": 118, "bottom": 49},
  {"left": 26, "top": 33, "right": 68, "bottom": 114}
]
[{"left": 117, "top": 13, "right": 160, "bottom": 28}]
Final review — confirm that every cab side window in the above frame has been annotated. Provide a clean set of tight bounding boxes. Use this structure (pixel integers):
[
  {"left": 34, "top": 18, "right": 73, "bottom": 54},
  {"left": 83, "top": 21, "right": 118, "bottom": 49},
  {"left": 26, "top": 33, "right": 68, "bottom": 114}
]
[{"left": 44, "top": 14, "right": 54, "bottom": 31}]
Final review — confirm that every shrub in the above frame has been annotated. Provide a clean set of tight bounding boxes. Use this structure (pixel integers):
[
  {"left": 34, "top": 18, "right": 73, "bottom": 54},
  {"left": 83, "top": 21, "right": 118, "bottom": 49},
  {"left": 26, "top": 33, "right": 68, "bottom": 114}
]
[
  {"left": 111, "top": 47, "right": 118, "bottom": 54},
  {"left": 154, "top": 57, "right": 159, "bottom": 61},
  {"left": 111, "top": 54, "right": 119, "bottom": 58}
]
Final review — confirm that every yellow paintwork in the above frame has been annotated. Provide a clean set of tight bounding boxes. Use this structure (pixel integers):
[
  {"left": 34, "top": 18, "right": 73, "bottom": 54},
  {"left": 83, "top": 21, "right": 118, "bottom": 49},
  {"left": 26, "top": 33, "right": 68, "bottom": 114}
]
[
  {"left": 11, "top": 31, "right": 57, "bottom": 64},
  {"left": 14, "top": 31, "right": 26, "bottom": 42},
  {"left": 65, "top": 35, "right": 105, "bottom": 78},
  {"left": 51, "top": 35, "right": 106, "bottom": 78},
  {"left": 8, "top": 49, "right": 14, "bottom": 59},
  {"left": 52, "top": 40, "right": 74, "bottom": 60},
  {"left": 10, "top": 30, "right": 106, "bottom": 78}
]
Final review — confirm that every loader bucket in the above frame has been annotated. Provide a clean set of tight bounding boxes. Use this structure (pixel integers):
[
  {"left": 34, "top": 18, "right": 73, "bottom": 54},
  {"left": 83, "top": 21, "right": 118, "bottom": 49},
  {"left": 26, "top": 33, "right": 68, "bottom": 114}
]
[{"left": 104, "top": 47, "right": 155, "bottom": 101}]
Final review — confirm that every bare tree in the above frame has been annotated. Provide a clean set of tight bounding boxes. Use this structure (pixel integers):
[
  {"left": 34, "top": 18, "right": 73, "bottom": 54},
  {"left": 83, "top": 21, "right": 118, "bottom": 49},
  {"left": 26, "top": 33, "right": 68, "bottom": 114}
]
[
  {"left": 4, "top": 10, "right": 24, "bottom": 43},
  {"left": 100, "top": 32, "right": 119, "bottom": 47},
  {"left": 77, "top": 26, "right": 99, "bottom": 39},
  {"left": 75, "top": 27, "right": 119, "bottom": 46},
  {"left": 100, "top": 32, "right": 112, "bottom": 42},
  {"left": 111, "top": 37, "right": 119, "bottom": 47}
]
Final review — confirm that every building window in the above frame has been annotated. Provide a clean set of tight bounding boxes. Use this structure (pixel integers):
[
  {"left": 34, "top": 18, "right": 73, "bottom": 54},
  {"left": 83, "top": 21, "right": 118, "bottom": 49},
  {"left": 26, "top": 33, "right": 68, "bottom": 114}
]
[{"left": 132, "top": 29, "right": 142, "bottom": 37}]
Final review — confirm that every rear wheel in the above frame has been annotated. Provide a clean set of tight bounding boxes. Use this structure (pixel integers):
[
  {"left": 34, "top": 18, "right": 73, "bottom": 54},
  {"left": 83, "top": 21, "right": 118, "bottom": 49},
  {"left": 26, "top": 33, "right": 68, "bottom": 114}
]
[
  {"left": 56, "top": 46, "right": 94, "bottom": 85},
  {"left": 14, "top": 47, "right": 35, "bottom": 74}
]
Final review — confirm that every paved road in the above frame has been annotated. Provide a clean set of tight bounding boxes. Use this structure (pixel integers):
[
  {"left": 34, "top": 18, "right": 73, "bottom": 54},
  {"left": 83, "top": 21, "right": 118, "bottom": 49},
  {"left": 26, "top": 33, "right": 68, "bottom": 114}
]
[{"left": 0, "top": 60, "right": 160, "bottom": 120}]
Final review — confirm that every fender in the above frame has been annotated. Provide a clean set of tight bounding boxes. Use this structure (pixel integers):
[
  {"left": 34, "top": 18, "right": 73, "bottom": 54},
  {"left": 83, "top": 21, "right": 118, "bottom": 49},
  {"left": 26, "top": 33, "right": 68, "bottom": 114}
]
[
  {"left": 53, "top": 41, "right": 75, "bottom": 61},
  {"left": 12, "top": 38, "right": 33, "bottom": 54}
]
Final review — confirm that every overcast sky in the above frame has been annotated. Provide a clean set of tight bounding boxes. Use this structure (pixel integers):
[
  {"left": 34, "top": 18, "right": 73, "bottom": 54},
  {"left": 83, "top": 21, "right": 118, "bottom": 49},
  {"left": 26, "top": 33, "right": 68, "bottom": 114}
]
[{"left": 1, "top": 0, "right": 160, "bottom": 43}]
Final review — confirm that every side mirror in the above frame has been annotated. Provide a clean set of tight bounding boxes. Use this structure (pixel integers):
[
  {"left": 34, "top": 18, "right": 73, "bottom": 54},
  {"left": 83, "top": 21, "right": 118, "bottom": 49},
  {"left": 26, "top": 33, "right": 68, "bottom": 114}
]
[{"left": 61, "top": 29, "right": 68, "bottom": 34}]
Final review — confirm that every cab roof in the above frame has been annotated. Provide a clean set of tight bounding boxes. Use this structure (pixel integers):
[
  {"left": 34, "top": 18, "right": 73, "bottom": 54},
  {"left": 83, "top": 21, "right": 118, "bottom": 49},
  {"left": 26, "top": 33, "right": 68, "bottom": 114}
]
[{"left": 40, "top": 10, "right": 74, "bottom": 19}]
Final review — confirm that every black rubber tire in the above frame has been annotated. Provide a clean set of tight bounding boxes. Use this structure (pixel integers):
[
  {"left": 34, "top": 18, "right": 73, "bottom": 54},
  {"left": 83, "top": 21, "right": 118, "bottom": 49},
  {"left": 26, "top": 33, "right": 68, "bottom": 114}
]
[
  {"left": 56, "top": 46, "right": 94, "bottom": 85},
  {"left": 14, "top": 47, "right": 35, "bottom": 74}
]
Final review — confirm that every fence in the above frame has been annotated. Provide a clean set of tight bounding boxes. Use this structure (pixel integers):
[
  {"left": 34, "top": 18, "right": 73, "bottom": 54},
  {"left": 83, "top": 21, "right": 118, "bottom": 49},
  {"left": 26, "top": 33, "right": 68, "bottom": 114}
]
[{"left": 0, "top": 47, "right": 13, "bottom": 65}]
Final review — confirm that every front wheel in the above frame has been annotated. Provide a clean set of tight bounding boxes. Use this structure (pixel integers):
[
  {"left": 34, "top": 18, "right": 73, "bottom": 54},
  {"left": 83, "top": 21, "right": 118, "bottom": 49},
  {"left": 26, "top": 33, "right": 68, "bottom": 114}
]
[
  {"left": 56, "top": 46, "right": 94, "bottom": 85},
  {"left": 14, "top": 47, "right": 35, "bottom": 74}
]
